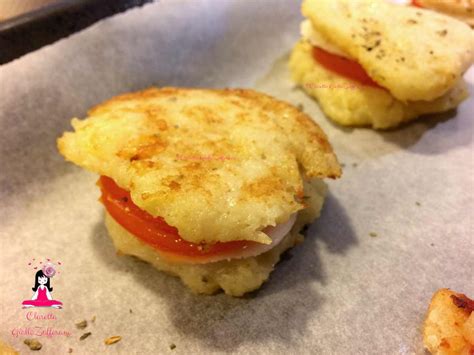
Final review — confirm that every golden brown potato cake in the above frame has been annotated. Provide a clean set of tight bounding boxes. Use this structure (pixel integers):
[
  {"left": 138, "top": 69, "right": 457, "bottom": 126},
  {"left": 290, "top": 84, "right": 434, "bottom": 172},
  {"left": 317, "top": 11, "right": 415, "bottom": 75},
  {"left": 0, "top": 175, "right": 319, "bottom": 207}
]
[
  {"left": 58, "top": 87, "right": 340, "bottom": 245},
  {"left": 423, "top": 288, "right": 474, "bottom": 354}
]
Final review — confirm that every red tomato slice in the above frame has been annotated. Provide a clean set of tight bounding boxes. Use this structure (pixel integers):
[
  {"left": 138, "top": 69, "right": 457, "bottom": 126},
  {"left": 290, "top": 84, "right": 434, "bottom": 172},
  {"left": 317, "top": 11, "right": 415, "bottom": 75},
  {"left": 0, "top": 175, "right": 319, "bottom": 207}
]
[
  {"left": 312, "top": 46, "right": 383, "bottom": 89},
  {"left": 412, "top": 0, "right": 423, "bottom": 8},
  {"left": 99, "top": 176, "right": 258, "bottom": 263}
]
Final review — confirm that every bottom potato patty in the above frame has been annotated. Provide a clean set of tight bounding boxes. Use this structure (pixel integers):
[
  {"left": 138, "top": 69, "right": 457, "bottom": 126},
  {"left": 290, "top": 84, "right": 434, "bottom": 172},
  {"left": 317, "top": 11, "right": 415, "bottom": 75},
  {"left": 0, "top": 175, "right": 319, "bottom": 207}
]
[{"left": 104, "top": 179, "right": 327, "bottom": 296}]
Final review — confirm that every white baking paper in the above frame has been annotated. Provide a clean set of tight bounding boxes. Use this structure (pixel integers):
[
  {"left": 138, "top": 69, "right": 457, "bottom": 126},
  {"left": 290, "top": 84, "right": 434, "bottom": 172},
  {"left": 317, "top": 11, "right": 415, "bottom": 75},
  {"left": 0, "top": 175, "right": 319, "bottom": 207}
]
[{"left": 1, "top": 1, "right": 473, "bottom": 354}]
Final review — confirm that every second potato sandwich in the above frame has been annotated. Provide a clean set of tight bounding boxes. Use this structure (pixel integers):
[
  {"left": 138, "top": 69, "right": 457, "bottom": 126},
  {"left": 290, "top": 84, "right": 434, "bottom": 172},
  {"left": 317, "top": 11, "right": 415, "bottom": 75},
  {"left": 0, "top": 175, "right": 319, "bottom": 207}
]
[
  {"left": 290, "top": 0, "right": 474, "bottom": 129},
  {"left": 57, "top": 87, "right": 341, "bottom": 296}
]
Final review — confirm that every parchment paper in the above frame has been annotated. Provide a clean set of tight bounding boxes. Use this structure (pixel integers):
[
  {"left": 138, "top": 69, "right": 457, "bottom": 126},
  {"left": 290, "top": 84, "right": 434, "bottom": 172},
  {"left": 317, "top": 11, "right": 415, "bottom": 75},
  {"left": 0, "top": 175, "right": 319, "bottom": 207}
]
[{"left": 1, "top": 1, "right": 473, "bottom": 354}]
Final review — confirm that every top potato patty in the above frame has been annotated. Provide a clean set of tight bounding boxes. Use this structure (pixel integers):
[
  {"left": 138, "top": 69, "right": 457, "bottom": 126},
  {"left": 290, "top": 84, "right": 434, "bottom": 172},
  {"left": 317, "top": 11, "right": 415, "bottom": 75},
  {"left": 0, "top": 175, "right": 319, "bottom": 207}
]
[{"left": 58, "top": 87, "right": 340, "bottom": 244}]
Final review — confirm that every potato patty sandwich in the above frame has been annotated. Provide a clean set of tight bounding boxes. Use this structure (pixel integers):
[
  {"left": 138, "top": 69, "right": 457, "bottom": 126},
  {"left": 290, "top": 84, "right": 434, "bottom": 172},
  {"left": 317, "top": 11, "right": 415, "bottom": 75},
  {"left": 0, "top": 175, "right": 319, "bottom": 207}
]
[
  {"left": 57, "top": 87, "right": 341, "bottom": 296},
  {"left": 289, "top": 0, "right": 474, "bottom": 129}
]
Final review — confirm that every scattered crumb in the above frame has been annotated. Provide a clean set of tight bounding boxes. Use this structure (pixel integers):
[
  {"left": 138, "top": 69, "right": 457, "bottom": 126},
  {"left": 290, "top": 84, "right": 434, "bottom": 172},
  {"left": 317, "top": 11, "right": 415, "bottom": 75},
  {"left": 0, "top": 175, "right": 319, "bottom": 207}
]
[
  {"left": 24, "top": 339, "right": 42, "bottom": 351},
  {"left": 68, "top": 348, "right": 73, "bottom": 353},
  {"left": 416, "top": 201, "right": 421, "bottom": 206},
  {"left": 170, "top": 344, "right": 176, "bottom": 350},
  {"left": 430, "top": 243, "right": 435, "bottom": 247},
  {"left": 104, "top": 336, "right": 122, "bottom": 345},
  {"left": 91, "top": 316, "right": 96, "bottom": 323},
  {"left": 75, "top": 320, "right": 87, "bottom": 329},
  {"left": 296, "top": 103, "right": 304, "bottom": 111},
  {"left": 369, "top": 232, "right": 378, "bottom": 238},
  {"left": 340, "top": 163, "right": 346, "bottom": 168},
  {"left": 79, "top": 332, "right": 91, "bottom": 341},
  {"left": 352, "top": 163, "right": 358, "bottom": 167},
  {"left": 129, "top": 309, "right": 133, "bottom": 314}
]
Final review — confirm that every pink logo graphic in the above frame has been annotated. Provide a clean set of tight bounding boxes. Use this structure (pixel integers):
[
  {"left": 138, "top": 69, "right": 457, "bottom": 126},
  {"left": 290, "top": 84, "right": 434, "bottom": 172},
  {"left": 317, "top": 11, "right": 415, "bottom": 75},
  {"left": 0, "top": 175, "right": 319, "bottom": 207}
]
[{"left": 22, "top": 259, "right": 63, "bottom": 309}]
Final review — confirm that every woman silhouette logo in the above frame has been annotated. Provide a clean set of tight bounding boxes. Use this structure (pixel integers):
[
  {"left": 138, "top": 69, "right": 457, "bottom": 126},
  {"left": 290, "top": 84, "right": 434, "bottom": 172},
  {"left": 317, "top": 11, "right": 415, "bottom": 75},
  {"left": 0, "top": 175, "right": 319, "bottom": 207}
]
[{"left": 22, "top": 263, "right": 63, "bottom": 309}]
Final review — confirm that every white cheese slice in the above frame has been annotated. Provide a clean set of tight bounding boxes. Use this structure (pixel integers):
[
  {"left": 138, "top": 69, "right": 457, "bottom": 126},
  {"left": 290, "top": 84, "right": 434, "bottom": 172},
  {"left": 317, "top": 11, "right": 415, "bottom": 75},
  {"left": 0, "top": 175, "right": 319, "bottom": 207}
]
[
  {"left": 192, "top": 213, "right": 298, "bottom": 264},
  {"left": 300, "top": 19, "right": 352, "bottom": 59}
]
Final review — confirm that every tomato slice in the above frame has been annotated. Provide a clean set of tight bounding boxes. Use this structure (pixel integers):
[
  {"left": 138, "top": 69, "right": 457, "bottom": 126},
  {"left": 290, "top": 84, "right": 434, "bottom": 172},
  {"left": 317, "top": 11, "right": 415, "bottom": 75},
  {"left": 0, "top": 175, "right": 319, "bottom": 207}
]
[
  {"left": 312, "top": 46, "right": 383, "bottom": 89},
  {"left": 99, "top": 176, "right": 257, "bottom": 262},
  {"left": 412, "top": 0, "right": 423, "bottom": 8}
]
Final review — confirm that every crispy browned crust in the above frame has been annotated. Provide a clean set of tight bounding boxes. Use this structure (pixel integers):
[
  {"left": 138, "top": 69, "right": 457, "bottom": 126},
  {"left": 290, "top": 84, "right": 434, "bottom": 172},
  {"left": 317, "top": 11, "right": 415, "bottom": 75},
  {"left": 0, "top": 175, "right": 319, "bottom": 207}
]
[
  {"left": 451, "top": 294, "right": 474, "bottom": 314},
  {"left": 58, "top": 87, "right": 340, "bottom": 244}
]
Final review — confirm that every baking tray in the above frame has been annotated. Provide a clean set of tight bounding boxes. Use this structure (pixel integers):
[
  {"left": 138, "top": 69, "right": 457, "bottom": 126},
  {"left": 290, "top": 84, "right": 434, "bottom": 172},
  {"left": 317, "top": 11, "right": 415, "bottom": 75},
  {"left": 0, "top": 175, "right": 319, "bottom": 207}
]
[
  {"left": 0, "top": 1, "right": 472, "bottom": 353},
  {"left": 0, "top": 0, "right": 153, "bottom": 64}
]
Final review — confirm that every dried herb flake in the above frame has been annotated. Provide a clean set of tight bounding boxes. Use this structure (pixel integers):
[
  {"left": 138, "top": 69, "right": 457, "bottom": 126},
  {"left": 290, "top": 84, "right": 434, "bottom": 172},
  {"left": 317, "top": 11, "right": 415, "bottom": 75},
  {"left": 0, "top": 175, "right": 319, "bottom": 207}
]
[
  {"left": 24, "top": 339, "right": 42, "bottom": 351},
  {"left": 75, "top": 320, "right": 87, "bottom": 329},
  {"left": 79, "top": 332, "right": 92, "bottom": 341}
]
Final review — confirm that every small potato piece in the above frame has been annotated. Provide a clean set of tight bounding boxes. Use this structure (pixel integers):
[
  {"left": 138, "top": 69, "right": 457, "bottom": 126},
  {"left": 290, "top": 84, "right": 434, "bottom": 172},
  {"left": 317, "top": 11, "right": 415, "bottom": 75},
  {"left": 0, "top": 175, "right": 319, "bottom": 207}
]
[
  {"left": 0, "top": 338, "right": 18, "bottom": 354},
  {"left": 423, "top": 289, "right": 474, "bottom": 354}
]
